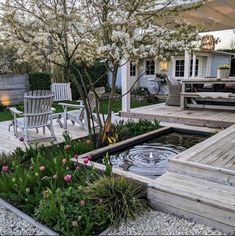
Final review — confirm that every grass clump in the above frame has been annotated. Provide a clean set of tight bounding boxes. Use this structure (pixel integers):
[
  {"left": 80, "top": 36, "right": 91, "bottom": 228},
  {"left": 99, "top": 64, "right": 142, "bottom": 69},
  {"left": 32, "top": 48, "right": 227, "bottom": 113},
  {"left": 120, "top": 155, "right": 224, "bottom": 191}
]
[{"left": 86, "top": 176, "right": 147, "bottom": 227}]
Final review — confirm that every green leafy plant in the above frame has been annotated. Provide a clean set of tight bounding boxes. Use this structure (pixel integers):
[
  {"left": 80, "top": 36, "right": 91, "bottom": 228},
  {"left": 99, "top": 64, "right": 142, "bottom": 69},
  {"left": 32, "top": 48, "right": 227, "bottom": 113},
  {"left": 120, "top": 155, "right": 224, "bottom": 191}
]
[
  {"left": 35, "top": 187, "right": 107, "bottom": 236},
  {"left": 218, "top": 64, "right": 230, "bottom": 70},
  {"left": 102, "top": 153, "right": 112, "bottom": 177},
  {"left": 109, "top": 119, "right": 160, "bottom": 142},
  {"left": 86, "top": 176, "right": 147, "bottom": 227},
  {"left": 107, "top": 132, "right": 119, "bottom": 144}
]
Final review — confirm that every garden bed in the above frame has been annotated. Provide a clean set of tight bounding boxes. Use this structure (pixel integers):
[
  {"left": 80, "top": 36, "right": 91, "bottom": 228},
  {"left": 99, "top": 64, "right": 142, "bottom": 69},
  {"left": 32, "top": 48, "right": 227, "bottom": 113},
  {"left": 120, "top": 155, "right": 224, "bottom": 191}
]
[{"left": 0, "top": 119, "right": 160, "bottom": 235}]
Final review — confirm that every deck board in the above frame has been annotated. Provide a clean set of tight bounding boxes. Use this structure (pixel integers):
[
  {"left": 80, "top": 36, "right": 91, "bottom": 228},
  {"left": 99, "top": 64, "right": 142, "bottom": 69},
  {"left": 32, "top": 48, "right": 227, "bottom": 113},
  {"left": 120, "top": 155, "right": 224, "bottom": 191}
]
[
  {"left": 121, "top": 103, "right": 235, "bottom": 128},
  {"left": 187, "top": 129, "right": 235, "bottom": 171}
]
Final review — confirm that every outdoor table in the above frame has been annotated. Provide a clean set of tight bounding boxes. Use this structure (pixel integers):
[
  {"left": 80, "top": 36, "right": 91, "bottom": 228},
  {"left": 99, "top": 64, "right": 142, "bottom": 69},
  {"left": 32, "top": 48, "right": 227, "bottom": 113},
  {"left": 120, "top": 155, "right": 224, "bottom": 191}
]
[{"left": 180, "top": 78, "right": 235, "bottom": 110}]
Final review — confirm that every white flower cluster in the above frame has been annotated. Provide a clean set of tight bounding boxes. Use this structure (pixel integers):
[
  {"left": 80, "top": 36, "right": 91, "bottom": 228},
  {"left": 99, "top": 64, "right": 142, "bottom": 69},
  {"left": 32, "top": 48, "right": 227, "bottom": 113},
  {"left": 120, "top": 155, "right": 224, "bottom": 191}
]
[{"left": 0, "top": 0, "right": 202, "bottom": 73}]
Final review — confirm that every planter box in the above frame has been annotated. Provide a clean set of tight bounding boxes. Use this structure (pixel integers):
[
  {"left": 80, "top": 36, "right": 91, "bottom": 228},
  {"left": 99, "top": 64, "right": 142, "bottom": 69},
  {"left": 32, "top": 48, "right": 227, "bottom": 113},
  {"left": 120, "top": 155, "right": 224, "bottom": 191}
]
[{"left": 217, "top": 69, "right": 229, "bottom": 78}]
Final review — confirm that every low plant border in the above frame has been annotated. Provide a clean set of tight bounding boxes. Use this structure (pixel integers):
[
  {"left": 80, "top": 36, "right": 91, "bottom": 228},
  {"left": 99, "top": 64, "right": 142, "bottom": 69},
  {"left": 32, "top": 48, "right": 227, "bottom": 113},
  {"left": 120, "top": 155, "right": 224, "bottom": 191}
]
[{"left": 0, "top": 198, "right": 58, "bottom": 236}]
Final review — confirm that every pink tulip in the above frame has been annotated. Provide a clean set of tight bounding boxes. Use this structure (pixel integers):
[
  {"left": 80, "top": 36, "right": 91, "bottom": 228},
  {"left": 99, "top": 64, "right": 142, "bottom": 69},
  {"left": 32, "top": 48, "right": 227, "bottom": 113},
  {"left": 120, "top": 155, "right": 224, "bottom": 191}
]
[
  {"left": 87, "top": 154, "right": 92, "bottom": 160},
  {"left": 39, "top": 166, "right": 45, "bottom": 172},
  {"left": 83, "top": 158, "right": 89, "bottom": 165},
  {"left": 64, "top": 144, "right": 70, "bottom": 151},
  {"left": 2, "top": 165, "right": 9, "bottom": 172},
  {"left": 19, "top": 136, "right": 24, "bottom": 142},
  {"left": 74, "top": 154, "right": 79, "bottom": 160},
  {"left": 64, "top": 174, "right": 72, "bottom": 182},
  {"left": 62, "top": 158, "right": 67, "bottom": 165},
  {"left": 53, "top": 175, "right": 58, "bottom": 180},
  {"left": 80, "top": 200, "right": 85, "bottom": 206}
]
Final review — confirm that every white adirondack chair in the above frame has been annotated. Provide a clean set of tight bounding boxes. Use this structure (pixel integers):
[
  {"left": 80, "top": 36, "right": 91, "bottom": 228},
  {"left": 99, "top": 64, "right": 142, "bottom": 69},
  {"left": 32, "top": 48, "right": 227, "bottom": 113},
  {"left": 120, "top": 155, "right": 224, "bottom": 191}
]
[
  {"left": 51, "top": 83, "right": 72, "bottom": 102},
  {"left": 51, "top": 83, "right": 73, "bottom": 127},
  {"left": 9, "top": 90, "right": 56, "bottom": 142},
  {"left": 58, "top": 87, "right": 105, "bottom": 129}
]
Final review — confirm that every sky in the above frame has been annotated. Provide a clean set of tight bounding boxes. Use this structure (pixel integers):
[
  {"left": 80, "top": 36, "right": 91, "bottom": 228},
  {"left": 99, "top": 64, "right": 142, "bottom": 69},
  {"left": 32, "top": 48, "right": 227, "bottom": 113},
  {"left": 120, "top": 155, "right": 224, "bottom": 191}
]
[{"left": 200, "top": 29, "right": 235, "bottom": 50}]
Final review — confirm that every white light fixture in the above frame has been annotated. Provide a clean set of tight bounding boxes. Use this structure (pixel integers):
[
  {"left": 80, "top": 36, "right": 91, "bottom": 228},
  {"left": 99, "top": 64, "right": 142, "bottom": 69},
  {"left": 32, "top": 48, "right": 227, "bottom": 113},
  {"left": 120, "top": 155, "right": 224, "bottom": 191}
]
[{"left": 159, "top": 62, "right": 168, "bottom": 71}]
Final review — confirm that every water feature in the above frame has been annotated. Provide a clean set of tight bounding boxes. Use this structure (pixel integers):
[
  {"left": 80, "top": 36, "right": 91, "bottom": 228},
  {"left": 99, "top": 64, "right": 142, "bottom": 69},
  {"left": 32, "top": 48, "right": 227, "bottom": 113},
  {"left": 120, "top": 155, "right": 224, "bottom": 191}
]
[{"left": 108, "top": 132, "right": 209, "bottom": 179}]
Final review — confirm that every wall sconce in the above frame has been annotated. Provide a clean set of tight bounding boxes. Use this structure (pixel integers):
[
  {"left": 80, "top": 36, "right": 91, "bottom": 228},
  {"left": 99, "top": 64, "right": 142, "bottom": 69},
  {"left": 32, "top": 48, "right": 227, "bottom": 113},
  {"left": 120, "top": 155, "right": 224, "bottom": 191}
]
[
  {"left": 0, "top": 95, "right": 11, "bottom": 106},
  {"left": 159, "top": 61, "right": 168, "bottom": 71}
]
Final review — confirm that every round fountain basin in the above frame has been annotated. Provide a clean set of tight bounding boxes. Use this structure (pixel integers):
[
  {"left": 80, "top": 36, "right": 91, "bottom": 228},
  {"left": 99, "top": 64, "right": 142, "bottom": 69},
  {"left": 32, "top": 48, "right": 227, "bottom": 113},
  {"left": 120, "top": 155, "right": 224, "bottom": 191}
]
[{"left": 110, "top": 143, "right": 185, "bottom": 178}]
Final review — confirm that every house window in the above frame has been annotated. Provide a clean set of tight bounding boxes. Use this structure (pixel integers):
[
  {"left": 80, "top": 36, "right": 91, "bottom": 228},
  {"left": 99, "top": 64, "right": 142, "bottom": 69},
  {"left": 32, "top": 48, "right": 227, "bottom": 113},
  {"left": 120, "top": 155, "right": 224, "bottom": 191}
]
[
  {"left": 175, "top": 59, "right": 199, "bottom": 77},
  {"left": 130, "top": 63, "right": 136, "bottom": 76},
  {"left": 175, "top": 60, "right": 185, "bottom": 77},
  {"left": 145, "top": 60, "right": 155, "bottom": 75},
  {"left": 190, "top": 59, "right": 199, "bottom": 76}
]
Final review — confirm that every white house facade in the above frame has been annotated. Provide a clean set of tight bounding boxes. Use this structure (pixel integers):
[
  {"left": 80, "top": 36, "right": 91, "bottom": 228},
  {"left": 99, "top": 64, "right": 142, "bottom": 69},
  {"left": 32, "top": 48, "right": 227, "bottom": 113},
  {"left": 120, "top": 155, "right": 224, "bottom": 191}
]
[{"left": 109, "top": 50, "right": 235, "bottom": 91}]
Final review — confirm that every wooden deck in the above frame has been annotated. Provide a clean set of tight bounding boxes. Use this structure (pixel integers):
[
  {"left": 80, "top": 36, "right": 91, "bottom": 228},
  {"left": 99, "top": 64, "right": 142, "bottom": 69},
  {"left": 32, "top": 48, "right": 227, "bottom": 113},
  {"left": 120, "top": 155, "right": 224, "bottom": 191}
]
[
  {"left": 0, "top": 115, "right": 130, "bottom": 155},
  {"left": 0, "top": 120, "right": 88, "bottom": 155},
  {"left": 148, "top": 124, "right": 235, "bottom": 234},
  {"left": 121, "top": 103, "right": 235, "bottom": 128}
]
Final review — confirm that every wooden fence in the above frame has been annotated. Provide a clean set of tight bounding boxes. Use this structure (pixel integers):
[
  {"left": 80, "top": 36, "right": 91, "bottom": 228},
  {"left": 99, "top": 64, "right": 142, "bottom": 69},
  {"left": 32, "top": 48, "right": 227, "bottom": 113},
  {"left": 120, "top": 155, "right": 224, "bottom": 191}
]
[{"left": 0, "top": 74, "right": 29, "bottom": 106}]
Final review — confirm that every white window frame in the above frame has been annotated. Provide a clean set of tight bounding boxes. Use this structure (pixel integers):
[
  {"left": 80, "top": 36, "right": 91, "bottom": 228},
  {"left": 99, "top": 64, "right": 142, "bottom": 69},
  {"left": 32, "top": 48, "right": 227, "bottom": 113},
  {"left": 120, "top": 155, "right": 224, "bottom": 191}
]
[
  {"left": 173, "top": 56, "right": 201, "bottom": 79},
  {"left": 130, "top": 62, "right": 136, "bottom": 77},
  {"left": 190, "top": 59, "right": 199, "bottom": 77},
  {"left": 145, "top": 59, "right": 155, "bottom": 76},
  {"left": 175, "top": 59, "right": 185, "bottom": 78}
]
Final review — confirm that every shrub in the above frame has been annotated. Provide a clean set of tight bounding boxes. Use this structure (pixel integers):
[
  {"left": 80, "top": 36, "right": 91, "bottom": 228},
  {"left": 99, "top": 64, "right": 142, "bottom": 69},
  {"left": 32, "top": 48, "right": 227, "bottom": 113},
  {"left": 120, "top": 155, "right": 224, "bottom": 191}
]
[
  {"left": 108, "top": 119, "right": 160, "bottom": 143},
  {"left": 71, "top": 61, "right": 108, "bottom": 100},
  {"left": 86, "top": 176, "right": 147, "bottom": 227},
  {"left": 132, "top": 87, "right": 150, "bottom": 97},
  {"left": 28, "top": 72, "right": 51, "bottom": 91}
]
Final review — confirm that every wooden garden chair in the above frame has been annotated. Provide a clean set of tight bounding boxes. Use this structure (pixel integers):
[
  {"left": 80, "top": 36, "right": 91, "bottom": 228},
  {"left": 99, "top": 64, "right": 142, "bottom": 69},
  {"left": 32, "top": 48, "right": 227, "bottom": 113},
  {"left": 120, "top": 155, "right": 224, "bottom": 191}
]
[
  {"left": 51, "top": 82, "right": 73, "bottom": 127},
  {"left": 58, "top": 87, "right": 105, "bottom": 129},
  {"left": 51, "top": 83, "right": 72, "bottom": 102},
  {"left": 9, "top": 90, "right": 56, "bottom": 142}
]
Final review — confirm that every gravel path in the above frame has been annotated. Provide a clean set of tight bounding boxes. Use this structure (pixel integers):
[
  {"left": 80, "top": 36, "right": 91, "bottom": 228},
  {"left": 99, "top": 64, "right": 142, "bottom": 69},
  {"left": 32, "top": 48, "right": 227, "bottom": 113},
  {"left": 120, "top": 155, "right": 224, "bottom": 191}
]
[
  {"left": 108, "top": 210, "right": 225, "bottom": 235},
  {"left": 0, "top": 206, "right": 45, "bottom": 235}
]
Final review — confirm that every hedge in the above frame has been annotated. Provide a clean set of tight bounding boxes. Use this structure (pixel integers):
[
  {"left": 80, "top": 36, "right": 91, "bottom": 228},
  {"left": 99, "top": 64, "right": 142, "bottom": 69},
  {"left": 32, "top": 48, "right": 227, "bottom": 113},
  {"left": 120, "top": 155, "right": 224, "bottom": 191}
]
[
  {"left": 71, "top": 61, "right": 108, "bottom": 100},
  {"left": 28, "top": 72, "right": 51, "bottom": 91}
]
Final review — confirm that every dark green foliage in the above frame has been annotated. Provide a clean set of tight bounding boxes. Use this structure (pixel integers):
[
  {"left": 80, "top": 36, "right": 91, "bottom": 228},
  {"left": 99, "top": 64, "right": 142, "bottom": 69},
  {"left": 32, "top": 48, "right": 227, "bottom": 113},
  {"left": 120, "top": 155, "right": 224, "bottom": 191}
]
[
  {"left": 28, "top": 72, "right": 51, "bottom": 91},
  {"left": 71, "top": 61, "right": 108, "bottom": 99},
  {"left": 86, "top": 176, "right": 147, "bottom": 227},
  {"left": 35, "top": 187, "right": 107, "bottom": 236},
  {"left": 0, "top": 103, "right": 6, "bottom": 112},
  {"left": 132, "top": 87, "right": 150, "bottom": 97},
  {"left": 108, "top": 119, "right": 160, "bottom": 142}
]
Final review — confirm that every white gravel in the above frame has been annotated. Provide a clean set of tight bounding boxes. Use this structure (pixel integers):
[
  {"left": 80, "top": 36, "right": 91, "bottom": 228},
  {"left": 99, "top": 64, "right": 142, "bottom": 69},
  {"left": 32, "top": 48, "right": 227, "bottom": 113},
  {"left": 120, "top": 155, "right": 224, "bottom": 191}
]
[
  {"left": 0, "top": 207, "right": 45, "bottom": 235},
  {"left": 108, "top": 209, "right": 226, "bottom": 235}
]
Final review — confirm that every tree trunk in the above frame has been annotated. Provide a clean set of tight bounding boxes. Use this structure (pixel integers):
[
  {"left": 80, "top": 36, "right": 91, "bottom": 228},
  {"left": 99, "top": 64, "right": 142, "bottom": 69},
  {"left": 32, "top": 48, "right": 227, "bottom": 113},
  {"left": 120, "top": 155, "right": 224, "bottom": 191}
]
[{"left": 101, "top": 66, "right": 118, "bottom": 144}]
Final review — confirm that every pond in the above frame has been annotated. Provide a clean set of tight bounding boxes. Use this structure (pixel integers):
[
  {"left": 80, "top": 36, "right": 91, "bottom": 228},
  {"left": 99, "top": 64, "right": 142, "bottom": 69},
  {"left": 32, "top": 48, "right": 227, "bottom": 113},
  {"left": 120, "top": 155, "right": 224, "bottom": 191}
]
[{"left": 97, "top": 131, "right": 210, "bottom": 179}]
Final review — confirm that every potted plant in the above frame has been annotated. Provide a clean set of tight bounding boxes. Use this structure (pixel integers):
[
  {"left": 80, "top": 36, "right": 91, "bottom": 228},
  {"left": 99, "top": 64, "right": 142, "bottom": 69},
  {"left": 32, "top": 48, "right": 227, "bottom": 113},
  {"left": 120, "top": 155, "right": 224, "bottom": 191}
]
[{"left": 217, "top": 64, "right": 230, "bottom": 78}]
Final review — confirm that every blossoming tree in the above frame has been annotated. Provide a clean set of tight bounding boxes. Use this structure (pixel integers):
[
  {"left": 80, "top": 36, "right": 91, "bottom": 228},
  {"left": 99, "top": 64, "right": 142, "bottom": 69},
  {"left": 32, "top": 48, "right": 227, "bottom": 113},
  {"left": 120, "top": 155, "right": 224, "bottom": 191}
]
[{"left": 0, "top": 0, "right": 202, "bottom": 146}]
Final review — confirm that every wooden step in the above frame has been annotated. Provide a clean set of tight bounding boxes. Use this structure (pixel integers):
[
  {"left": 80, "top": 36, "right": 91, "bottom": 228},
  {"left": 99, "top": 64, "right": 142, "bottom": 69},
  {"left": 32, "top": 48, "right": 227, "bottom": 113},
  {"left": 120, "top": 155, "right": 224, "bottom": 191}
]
[
  {"left": 148, "top": 172, "right": 235, "bottom": 234},
  {"left": 169, "top": 158, "right": 235, "bottom": 186}
]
